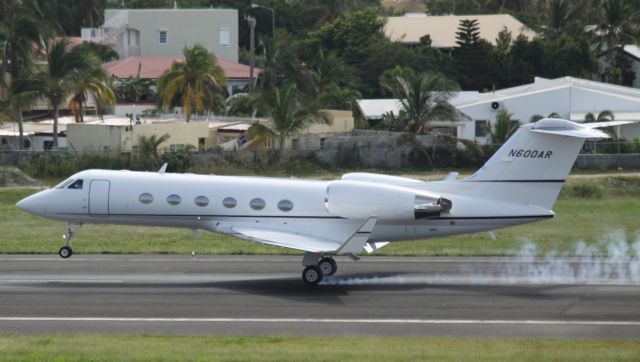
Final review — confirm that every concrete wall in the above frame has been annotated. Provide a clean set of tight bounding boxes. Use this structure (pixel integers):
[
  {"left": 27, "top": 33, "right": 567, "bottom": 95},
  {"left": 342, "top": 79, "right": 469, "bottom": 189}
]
[
  {"left": 67, "top": 124, "right": 125, "bottom": 152},
  {"left": 106, "top": 9, "right": 239, "bottom": 62},
  {"left": 574, "top": 154, "right": 640, "bottom": 169},
  {"left": 132, "top": 121, "right": 210, "bottom": 151}
]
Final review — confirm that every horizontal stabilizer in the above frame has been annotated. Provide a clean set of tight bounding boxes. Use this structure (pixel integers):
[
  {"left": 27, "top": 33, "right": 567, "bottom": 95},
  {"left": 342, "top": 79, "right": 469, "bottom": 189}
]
[{"left": 529, "top": 119, "right": 609, "bottom": 139}]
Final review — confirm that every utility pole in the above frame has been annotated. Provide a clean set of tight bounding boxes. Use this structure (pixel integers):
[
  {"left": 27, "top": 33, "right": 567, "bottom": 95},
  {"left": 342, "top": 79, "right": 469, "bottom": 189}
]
[{"left": 245, "top": 15, "right": 256, "bottom": 94}]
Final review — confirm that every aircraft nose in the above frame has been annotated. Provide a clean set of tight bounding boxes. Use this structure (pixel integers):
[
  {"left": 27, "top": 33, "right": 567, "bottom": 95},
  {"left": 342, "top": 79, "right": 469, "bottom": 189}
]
[{"left": 16, "top": 193, "right": 44, "bottom": 215}]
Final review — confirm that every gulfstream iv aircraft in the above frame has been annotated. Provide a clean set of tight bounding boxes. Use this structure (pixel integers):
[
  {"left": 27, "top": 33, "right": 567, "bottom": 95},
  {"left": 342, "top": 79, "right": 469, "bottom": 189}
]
[{"left": 17, "top": 119, "right": 608, "bottom": 285}]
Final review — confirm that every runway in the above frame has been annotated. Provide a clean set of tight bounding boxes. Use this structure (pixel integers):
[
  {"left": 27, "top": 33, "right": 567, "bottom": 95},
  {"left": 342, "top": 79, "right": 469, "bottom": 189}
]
[{"left": 0, "top": 254, "right": 639, "bottom": 338}]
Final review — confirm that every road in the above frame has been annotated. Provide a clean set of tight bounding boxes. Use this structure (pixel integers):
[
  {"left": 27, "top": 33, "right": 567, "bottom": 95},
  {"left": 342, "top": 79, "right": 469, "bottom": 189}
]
[{"left": 0, "top": 254, "right": 639, "bottom": 338}]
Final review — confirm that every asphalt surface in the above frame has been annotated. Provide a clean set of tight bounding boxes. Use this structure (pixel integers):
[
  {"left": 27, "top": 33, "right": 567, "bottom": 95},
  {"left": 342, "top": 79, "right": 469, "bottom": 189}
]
[{"left": 0, "top": 254, "right": 639, "bottom": 339}]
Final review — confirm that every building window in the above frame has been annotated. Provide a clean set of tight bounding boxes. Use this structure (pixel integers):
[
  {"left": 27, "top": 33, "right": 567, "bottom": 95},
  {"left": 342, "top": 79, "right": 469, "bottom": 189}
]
[
  {"left": 194, "top": 196, "right": 209, "bottom": 207},
  {"left": 250, "top": 198, "right": 265, "bottom": 210},
  {"left": 475, "top": 120, "right": 488, "bottom": 137},
  {"left": 219, "top": 27, "right": 230, "bottom": 47},
  {"left": 158, "top": 29, "right": 168, "bottom": 45},
  {"left": 139, "top": 193, "right": 154, "bottom": 204},
  {"left": 222, "top": 197, "right": 237, "bottom": 208},
  {"left": 277, "top": 200, "right": 293, "bottom": 212},
  {"left": 320, "top": 138, "right": 326, "bottom": 150},
  {"left": 167, "top": 194, "right": 181, "bottom": 205},
  {"left": 291, "top": 138, "right": 299, "bottom": 150}
]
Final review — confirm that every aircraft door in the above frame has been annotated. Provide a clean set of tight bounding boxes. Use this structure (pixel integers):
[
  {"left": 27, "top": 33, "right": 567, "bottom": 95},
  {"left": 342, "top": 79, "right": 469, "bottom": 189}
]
[{"left": 89, "top": 180, "right": 110, "bottom": 216}]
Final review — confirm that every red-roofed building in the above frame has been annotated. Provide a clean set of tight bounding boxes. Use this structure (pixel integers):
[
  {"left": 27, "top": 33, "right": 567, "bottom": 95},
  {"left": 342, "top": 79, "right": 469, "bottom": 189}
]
[{"left": 103, "top": 56, "right": 261, "bottom": 95}]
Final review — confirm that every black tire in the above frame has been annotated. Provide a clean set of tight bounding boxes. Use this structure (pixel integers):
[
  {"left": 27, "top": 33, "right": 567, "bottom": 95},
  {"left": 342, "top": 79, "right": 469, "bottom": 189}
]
[
  {"left": 302, "top": 265, "right": 323, "bottom": 286},
  {"left": 318, "top": 257, "right": 337, "bottom": 276},
  {"left": 59, "top": 246, "right": 72, "bottom": 259}
]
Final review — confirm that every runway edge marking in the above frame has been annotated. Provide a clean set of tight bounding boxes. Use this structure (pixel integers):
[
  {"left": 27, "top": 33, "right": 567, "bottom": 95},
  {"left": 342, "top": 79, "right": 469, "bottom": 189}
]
[{"left": 1, "top": 317, "right": 640, "bottom": 326}]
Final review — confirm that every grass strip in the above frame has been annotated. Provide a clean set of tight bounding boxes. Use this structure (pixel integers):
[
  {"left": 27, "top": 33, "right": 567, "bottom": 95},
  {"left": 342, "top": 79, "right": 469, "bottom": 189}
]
[{"left": 0, "top": 335, "right": 639, "bottom": 361}]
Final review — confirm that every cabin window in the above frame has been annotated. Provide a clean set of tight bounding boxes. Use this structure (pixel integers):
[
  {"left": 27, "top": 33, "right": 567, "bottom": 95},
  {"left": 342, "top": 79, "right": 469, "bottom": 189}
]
[
  {"left": 139, "top": 193, "right": 154, "bottom": 204},
  {"left": 56, "top": 179, "right": 75, "bottom": 188},
  {"left": 222, "top": 197, "right": 237, "bottom": 208},
  {"left": 277, "top": 199, "right": 293, "bottom": 212},
  {"left": 250, "top": 198, "right": 265, "bottom": 210},
  {"left": 194, "top": 196, "right": 209, "bottom": 207},
  {"left": 167, "top": 194, "right": 181, "bottom": 205},
  {"left": 68, "top": 180, "right": 83, "bottom": 189}
]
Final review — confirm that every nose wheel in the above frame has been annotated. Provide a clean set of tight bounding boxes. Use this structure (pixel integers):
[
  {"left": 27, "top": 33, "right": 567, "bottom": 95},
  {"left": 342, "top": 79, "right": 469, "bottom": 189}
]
[
  {"left": 59, "top": 246, "right": 73, "bottom": 258},
  {"left": 58, "top": 223, "right": 81, "bottom": 259}
]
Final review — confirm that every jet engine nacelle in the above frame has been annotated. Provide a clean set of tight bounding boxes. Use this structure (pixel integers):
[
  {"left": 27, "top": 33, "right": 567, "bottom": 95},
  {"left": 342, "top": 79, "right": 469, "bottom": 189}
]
[{"left": 325, "top": 180, "right": 451, "bottom": 220}]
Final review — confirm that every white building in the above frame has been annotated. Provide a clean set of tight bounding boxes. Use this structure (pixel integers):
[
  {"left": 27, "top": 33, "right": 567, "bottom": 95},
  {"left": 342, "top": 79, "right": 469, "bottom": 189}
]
[
  {"left": 81, "top": 8, "right": 239, "bottom": 62},
  {"left": 623, "top": 45, "right": 640, "bottom": 89},
  {"left": 357, "top": 76, "right": 640, "bottom": 143}
]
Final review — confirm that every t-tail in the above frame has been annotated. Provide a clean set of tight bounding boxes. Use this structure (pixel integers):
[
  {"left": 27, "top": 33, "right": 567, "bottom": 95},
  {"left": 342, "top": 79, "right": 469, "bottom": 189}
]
[{"left": 466, "top": 118, "right": 609, "bottom": 209}]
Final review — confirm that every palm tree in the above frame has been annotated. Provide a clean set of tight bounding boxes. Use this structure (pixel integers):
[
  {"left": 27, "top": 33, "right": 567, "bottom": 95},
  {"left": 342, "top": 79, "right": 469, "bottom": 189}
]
[
  {"left": 584, "top": 110, "right": 614, "bottom": 122},
  {"left": 157, "top": 43, "right": 226, "bottom": 122},
  {"left": 248, "top": 84, "right": 332, "bottom": 158},
  {"left": 380, "top": 68, "right": 459, "bottom": 134},
  {"left": 486, "top": 108, "right": 519, "bottom": 145},
  {"left": 68, "top": 66, "right": 116, "bottom": 122},
  {"left": 596, "top": 0, "right": 638, "bottom": 79},
  {"left": 0, "top": 3, "right": 49, "bottom": 149},
  {"left": 137, "top": 133, "right": 170, "bottom": 170},
  {"left": 37, "top": 39, "right": 101, "bottom": 147}
]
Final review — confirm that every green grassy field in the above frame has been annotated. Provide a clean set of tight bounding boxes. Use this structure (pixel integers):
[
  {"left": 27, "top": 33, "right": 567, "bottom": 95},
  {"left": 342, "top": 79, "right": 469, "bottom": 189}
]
[
  {"left": 2, "top": 175, "right": 639, "bottom": 256},
  {"left": 0, "top": 335, "right": 639, "bottom": 361}
]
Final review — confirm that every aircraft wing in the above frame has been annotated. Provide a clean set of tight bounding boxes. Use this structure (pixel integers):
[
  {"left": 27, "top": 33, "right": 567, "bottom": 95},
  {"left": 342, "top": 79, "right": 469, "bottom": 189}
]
[{"left": 231, "top": 217, "right": 378, "bottom": 254}]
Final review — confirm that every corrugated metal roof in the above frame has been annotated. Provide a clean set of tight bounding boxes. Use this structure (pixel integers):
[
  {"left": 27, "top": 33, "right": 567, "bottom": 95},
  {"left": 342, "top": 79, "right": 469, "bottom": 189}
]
[{"left": 384, "top": 14, "right": 536, "bottom": 47}]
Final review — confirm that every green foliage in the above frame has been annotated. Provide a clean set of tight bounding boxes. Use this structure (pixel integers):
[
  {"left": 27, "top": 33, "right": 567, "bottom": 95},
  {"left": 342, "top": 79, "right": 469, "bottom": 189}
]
[
  {"left": 136, "top": 133, "right": 170, "bottom": 170},
  {"left": 161, "top": 148, "right": 195, "bottom": 173},
  {"left": 157, "top": 43, "right": 226, "bottom": 121},
  {"left": 249, "top": 84, "right": 332, "bottom": 157},
  {"left": 20, "top": 152, "right": 130, "bottom": 178},
  {"left": 485, "top": 108, "right": 519, "bottom": 145},
  {"left": 380, "top": 67, "right": 459, "bottom": 134},
  {"left": 562, "top": 182, "right": 604, "bottom": 199}
]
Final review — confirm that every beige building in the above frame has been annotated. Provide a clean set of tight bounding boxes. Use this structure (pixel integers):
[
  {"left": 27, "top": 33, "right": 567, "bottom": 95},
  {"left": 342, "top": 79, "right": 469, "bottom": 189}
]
[
  {"left": 384, "top": 14, "right": 536, "bottom": 48},
  {"left": 66, "top": 117, "right": 209, "bottom": 153},
  {"left": 82, "top": 8, "right": 239, "bottom": 61}
]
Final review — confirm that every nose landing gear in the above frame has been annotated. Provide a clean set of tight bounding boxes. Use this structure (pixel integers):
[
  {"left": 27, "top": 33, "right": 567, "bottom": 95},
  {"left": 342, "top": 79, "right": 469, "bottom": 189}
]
[{"left": 59, "top": 223, "right": 82, "bottom": 259}]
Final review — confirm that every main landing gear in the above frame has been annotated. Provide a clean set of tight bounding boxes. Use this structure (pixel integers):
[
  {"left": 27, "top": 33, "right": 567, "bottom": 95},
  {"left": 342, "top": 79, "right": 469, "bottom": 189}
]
[
  {"left": 59, "top": 223, "right": 82, "bottom": 259},
  {"left": 301, "top": 254, "right": 338, "bottom": 286}
]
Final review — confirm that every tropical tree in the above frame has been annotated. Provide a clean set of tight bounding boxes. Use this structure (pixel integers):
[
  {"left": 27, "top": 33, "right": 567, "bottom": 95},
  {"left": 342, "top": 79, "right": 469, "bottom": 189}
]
[
  {"left": 114, "top": 63, "right": 156, "bottom": 103},
  {"left": 595, "top": 0, "right": 639, "bottom": 81},
  {"left": 0, "top": 3, "right": 49, "bottom": 149},
  {"left": 584, "top": 110, "right": 614, "bottom": 122},
  {"left": 68, "top": 66, "right": 116, "bottom": 122},
  {"left": 37, "top": 39, "right": 102, "bottom": 147},
  {"left": 248, "top": 84, "right": 332, "bottom": 157},
  {"left": 542, "top": 0, "right": 578, "bottom": 40},
  {"left": 486, "top": 108, "right": 519, "bottom": 145},
  {"left": 137, "top": 133, "right": 170, "bottom": 170},
  {"left": 380, "top": 68, "right": 459, "bottom": 134},
  {"left": 157, "top": 43, "right": 226, "bottom": 122}
]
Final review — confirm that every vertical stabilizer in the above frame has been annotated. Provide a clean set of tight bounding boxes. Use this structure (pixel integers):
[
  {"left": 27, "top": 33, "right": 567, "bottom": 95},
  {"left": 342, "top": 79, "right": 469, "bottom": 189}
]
[{"left": 466, "top": 119, "right": 608, "bottom": 209}]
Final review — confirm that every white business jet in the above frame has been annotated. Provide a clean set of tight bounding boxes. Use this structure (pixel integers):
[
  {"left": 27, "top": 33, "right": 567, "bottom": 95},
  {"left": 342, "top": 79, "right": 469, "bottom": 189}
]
[{"left": 17, "top": 119, "right": 608, "bottom": 285}]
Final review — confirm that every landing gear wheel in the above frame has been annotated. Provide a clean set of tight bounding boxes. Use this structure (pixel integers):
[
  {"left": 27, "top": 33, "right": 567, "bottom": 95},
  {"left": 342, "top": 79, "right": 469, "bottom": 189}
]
[
  {"left": 302, "top": 265, "right": 323, "bottom": 286},
  {"left": 318, "top": 257, "right": 337, "bottom": 277},
  {"left": 58, "top": 246, "right": 73, "bottom": 259}
]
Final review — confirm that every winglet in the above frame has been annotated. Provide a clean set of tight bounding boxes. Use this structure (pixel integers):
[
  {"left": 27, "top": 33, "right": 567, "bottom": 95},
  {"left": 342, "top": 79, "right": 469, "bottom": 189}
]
[
  {"left": 158, "top": 163, "right": 168, "bottom": 174},
  {"left": 337, "top": 216, "right": 378, "bottom": 254}
]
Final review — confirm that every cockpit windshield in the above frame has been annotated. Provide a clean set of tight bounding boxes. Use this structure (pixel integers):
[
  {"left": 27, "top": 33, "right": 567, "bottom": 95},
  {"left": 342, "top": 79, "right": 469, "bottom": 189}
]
[
  {"left": 55, "top": 178, "right": 75, "bottom": 188},
  {"left": 68, "top": 179, "right": 83, "bottom": 189}
]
